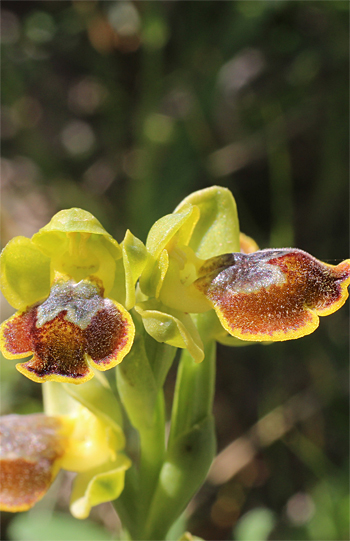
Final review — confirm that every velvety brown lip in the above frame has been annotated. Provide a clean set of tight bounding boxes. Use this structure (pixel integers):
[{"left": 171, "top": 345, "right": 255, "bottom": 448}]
[
  {"left": 194, "top": 249, "right": 350, "bottom": 341},
  {"left": 0, "top": 414, "right": 65, "bottom": 512},
  {"left": 1, "top": 278, "right": 135, "bottom": 383}
]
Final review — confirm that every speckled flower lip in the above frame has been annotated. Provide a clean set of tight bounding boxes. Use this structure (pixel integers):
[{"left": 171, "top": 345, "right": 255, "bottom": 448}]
[
  {"left": 0, "top": 277, "right": 134, "bottom": 384},
  {"left": 194, "top": 248, "right": 350, "bottom": 341},
  {"left": 0, "top": 414, "right": 65, "bottom": 512}
]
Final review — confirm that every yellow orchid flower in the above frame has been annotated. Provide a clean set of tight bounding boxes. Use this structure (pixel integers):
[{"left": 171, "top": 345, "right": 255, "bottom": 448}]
[
  {"left": 194, "top": 248, "right": 350, "bottom": 342},
  {"left": 0, "top": 408, "right": 130, "bottom": 519},
  {"left": 0, "top": 209, "right": 147, "bottom": 384},
  {"left": 137, "top": 186, "right": 350, "bottom": 350}
]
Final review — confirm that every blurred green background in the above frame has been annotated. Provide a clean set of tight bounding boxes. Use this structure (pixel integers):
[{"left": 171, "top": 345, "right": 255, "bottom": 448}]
[{"left": 1, "top": 1, "right": 349, "bottom": 540}]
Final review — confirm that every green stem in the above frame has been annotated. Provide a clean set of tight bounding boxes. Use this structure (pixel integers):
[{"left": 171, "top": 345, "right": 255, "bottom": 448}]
[
  {"left": 169, "top": 338, "right": 216, "bottom": 448},
  {"left": 136, "top": 389, "right": 166, "bottom": 537},
  {"left": 113, "top": 390, "right": 166, "bottom": 539},
  {"left": 143, "top": 315, "right": 217, "bottom": 539},
  {"left": 112, "top": 466, "right": 139, "bottom": 540}
]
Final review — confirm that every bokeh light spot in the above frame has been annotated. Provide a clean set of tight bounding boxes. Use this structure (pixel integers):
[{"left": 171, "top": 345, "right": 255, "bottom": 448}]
[
  {"left": 144, "top": 113, "right": 174, "bottom": 144},
  {"left": 24, "top": 11, "right": 56, "bottom": 43},
  {"left": 60, "top": 121, "right": 95, "bottom": 155}
]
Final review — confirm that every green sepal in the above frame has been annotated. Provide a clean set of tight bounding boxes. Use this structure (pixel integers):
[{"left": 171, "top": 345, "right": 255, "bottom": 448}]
[
  {"left": 70, "top": 455, "right": 131, "bottom": 519},
  {"left": 134, "top": 300, "right": 204, "bottom": 363},
  {"left": 175, "top": 186, "right": 241, "bottom": 258},
  {"left": 32, "top": 209, "right": 122, "bottom": 294},
  {"left": 0, "top": 236, "right": 51, "bottom": 310},
  {"left": 140, "top": 205, "right": 199, "bottom": 298},
  {"left": 33, "top": 208, "right": 120, "bottom": 245},
  {"left": 144, "top": 416, "right": 216, "bottom": 540},
  {"left": 145, "top": 204, "right": 199, "bottom": 258}
]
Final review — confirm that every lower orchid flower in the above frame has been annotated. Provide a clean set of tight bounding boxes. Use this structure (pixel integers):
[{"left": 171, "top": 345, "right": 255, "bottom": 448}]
[{"left": 0, "top": 381, "right": 131, "bottom": 519}]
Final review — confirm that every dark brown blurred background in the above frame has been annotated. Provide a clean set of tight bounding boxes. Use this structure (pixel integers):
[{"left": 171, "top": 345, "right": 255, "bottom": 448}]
[{"left": 1, "top": 2, "right": 349, "bottom": 540}]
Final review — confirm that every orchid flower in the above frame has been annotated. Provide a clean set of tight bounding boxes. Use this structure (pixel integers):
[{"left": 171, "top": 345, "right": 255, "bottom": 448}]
[
  {"left": 0, "top": 209, "right": 146, "bottom": 384},
  {"left": 136, "top": 186, "right": 350, "bottom": 355},
  {"left": 0, "top": 378, "right": 131, "bottom": 519},
  {"left": 0, "top": 187, "right": 349, "bottom": 541}
]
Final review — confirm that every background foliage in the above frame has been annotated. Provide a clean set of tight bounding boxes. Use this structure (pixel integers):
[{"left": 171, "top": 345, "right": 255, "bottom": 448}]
[{"left": 1, "top": 1, "right": 349, "bottom": 540}]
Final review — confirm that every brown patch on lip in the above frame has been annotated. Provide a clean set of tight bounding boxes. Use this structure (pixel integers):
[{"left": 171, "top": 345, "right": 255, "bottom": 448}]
[
  {"left": 0, "top": 414, "right": 65, "bottom": 512},
  {"left": 24, "top": 310, "right": 90, "bottom": 380},
  {"left": 195, "top": 249, "right": 350, "bottom": 341},
  {"left": 86, "top": 301, "right": 130, "bottom": 365},
  {"left": 0, "top": 310, "right": 34, "bottom": 358}
]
